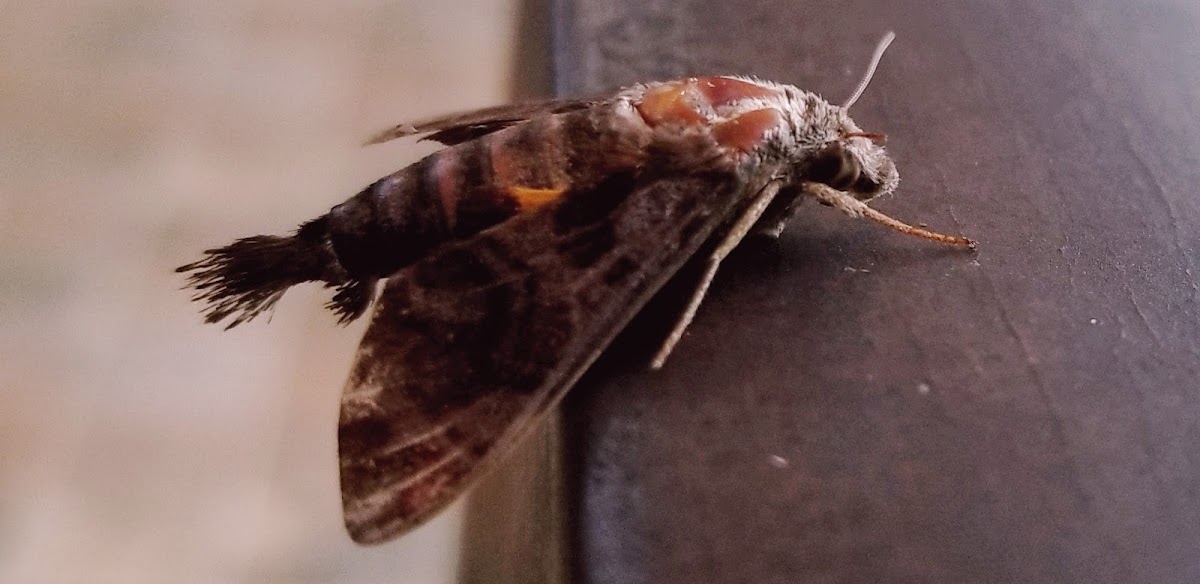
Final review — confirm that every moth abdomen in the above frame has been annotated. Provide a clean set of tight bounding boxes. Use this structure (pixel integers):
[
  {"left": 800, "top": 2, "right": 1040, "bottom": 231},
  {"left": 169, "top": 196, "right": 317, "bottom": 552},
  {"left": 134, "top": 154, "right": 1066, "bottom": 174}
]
[
  {"left": 178, "top": 159, "right": 452, "bottom": 328},
  {"left": 326, "top": 164, "right": 452, "bottom": 277},
  {"left": 179, "top": 113, "right": 592, "bottom": 328}
]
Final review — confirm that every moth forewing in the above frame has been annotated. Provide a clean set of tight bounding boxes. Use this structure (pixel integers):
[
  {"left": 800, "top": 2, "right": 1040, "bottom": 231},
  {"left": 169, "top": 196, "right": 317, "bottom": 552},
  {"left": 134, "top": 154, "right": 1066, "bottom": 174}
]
[
  {"left": 337, "top": 171, "right": 756, "bottom": 543},
  {"left": 364, "top": 97, "right": 595, "bottom": 146}
]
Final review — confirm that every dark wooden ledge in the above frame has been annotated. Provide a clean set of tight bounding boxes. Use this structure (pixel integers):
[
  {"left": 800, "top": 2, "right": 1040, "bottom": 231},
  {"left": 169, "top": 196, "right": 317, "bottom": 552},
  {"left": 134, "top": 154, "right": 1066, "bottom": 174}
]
[{"left": 554, "top": 1, "right": 1200, "bottom": 582}]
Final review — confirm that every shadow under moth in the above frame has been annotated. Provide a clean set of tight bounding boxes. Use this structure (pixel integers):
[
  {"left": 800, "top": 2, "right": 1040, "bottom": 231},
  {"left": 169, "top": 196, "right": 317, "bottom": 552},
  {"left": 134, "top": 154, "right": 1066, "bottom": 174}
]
[{"left": 178, "top": 32, "right": 973, "bottom": 544}]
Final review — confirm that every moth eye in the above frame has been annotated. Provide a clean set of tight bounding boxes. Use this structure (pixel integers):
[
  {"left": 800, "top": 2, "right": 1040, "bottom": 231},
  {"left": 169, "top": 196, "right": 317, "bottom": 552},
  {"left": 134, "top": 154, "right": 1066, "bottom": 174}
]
[
  {"left": 850, "top": 172, "right": 882, "bottom": 196},
  {"left": 805, "top": 142, "right": 861, "bottom": 191}
]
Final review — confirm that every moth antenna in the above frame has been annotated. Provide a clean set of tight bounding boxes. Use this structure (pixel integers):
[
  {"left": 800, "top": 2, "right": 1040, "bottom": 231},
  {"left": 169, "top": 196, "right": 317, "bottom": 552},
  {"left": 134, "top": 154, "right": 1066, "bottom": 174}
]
[{"left": 841, "top": 31, "right": 896, "bottom": 109}]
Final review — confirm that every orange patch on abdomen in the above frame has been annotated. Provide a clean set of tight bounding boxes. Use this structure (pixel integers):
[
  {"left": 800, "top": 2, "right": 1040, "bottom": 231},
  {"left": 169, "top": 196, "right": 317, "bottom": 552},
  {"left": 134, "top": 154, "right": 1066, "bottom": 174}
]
[
  {"left": 509, "top": 186, "right": 566, "bottom": 211},
  {"left": 487, "top": 120, "right": 570, "bottom": 214}
]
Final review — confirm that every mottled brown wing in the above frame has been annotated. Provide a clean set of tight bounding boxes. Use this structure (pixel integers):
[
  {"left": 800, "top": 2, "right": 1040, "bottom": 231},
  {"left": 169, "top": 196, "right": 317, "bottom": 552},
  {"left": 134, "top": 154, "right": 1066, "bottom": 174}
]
[
  {"left": 365, "top": 98, "right": 596, "bottom": 146},
  {"left": 338, "top": 170, "right": 754, "bottom": 544}
]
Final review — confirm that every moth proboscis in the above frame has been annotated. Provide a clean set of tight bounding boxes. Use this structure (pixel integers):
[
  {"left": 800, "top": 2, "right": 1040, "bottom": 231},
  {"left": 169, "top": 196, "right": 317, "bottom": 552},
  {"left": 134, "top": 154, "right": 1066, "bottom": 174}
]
[{"left": 178, "top": 32, "right": 974, "bottom": 544}]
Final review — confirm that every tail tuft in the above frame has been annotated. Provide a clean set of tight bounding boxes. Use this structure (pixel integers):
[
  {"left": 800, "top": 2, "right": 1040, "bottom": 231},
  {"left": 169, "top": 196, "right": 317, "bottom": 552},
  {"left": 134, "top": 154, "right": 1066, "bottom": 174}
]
[
  {"left": 327, "top": 277, "right": 378, "bottom": 325},
  {"left": 177, "top": 217, "right": 367, "bottom": 328}
]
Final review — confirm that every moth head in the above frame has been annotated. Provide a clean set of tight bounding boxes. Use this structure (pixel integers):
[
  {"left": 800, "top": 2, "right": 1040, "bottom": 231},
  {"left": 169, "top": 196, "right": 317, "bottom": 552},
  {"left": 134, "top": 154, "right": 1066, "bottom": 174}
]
[
  {"left": 799, "top": 31, "right": 899, "bottom": 202},
  {"left": 803, "top": 129, "right": 898, "bottom": 201}
]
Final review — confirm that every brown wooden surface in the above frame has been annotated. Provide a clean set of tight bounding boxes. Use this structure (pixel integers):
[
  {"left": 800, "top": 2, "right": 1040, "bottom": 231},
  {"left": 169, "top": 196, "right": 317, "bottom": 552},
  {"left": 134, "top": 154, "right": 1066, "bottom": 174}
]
[
  {"left": 553, "top": 1, "right": 1200, "bottom": 582},
  {"left": 462, "top": 411, "right": 567, "bottom": 584}
]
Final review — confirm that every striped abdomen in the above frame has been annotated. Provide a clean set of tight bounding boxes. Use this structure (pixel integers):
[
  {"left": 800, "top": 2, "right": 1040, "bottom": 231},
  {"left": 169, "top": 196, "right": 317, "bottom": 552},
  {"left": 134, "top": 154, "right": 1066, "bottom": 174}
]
[
  {"left": 326, "top": 103, "right": 651, "bottom": 280},
  {"left": 177, "top": 101, "right": 654, "bottom": 327}
]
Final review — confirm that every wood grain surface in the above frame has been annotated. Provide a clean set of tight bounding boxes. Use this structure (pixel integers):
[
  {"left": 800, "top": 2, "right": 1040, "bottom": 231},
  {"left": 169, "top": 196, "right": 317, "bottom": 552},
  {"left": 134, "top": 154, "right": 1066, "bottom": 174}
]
[{"left": 554, "top": 1, "right": 1200, "bottom": 582}]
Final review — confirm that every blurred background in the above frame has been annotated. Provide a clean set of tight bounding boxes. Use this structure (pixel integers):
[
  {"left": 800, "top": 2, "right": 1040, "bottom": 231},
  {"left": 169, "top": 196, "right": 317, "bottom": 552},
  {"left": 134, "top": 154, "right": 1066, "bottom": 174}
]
[{"left": 0, "top": 1, "right": 550, "bottom": 582}]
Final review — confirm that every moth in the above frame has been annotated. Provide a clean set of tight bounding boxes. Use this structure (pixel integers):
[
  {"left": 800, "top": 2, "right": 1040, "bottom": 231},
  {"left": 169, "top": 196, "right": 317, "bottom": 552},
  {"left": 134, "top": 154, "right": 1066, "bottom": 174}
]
[{"left": 178, "top": 32, "right": 973, "bottom": 544}]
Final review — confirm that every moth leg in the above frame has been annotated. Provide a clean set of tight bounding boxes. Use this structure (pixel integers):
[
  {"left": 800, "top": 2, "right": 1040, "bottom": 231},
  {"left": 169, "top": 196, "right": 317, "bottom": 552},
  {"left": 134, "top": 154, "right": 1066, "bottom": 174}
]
[
  {"left": 752, "top": 186, "right": 804, "bottom": 238},
  {"left": 650, "top": 180, "right": 785, "bottom": 370}
]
